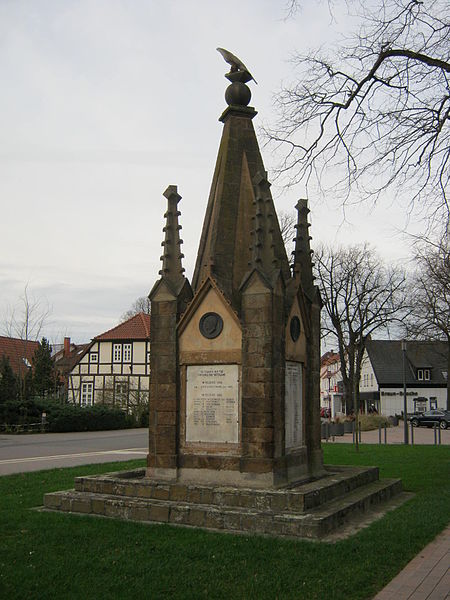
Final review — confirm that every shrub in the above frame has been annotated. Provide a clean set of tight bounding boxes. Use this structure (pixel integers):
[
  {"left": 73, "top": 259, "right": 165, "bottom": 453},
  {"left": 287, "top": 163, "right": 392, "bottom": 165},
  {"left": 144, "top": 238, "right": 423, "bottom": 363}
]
[
  {"left": 34, "top": 400, "right": 135, "bottom": 432},
  {"left": 135, "top": 406, "right": 149, "bottom": 428},
  {"left": 0, "top": 399, "right": 41, "bottom": 425},
  {"left": 358, "top": 414, "right": 391, "bottom": 431},
  {"left": 1, "top": 398, "right": 136, "bottom": 432}
]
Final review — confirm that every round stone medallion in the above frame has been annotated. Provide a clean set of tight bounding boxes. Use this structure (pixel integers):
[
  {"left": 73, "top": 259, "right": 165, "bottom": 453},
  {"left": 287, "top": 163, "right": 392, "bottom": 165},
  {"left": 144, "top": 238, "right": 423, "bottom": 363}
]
[
  {"left": 290, "top": 316, "right": 301, "bottom": 342},
  {"left": 199, "top": 312, "right": 223, "bottom": 339}
]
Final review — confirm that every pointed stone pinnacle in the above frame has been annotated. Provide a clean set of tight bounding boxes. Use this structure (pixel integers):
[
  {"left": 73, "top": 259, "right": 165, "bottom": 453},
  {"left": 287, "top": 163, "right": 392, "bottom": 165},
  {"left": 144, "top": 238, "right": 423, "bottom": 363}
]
[
  {"left": 158, "top": 186, "right": 186, "bottom": 284},
  {"left": 251, "top": 171, "right": 280, "bottom": 275},
  {"left": 293, "top": 198, "right": 315, "bottom": 295}
]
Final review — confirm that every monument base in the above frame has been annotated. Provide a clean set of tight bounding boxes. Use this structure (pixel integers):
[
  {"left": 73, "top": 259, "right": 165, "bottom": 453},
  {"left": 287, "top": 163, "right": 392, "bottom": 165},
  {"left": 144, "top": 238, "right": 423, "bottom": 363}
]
[
  {"left": 44, "top": 465, "right": 406, "bottom": 540},
  {"left": 145, "top": 467, "right": 178, "bottom": 482},
  {"left": 146, "top": 446, "right": 320, "bottom": 489},
  {"left": 155, "top": 466, "right": 311, "bottom": 489}
]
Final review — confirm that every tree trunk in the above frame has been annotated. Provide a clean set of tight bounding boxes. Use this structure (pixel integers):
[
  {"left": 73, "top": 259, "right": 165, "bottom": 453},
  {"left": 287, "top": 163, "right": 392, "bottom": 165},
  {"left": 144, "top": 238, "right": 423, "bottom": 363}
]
[
  {"left": 447, "top": 337, "right": 450, "bottom": 411},
  {"left": 353, "top": 375, "right": 360, "bottom": 451}
]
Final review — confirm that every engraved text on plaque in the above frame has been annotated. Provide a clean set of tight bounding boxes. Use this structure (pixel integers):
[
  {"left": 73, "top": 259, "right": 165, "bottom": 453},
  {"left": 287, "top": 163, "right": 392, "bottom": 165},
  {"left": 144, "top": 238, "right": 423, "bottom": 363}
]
[
  {"left": 186, "top": 365, "right": 239, "bottom": 443},
  {"left": 285, "top": 361, "right": 303, "bottom": 449}
]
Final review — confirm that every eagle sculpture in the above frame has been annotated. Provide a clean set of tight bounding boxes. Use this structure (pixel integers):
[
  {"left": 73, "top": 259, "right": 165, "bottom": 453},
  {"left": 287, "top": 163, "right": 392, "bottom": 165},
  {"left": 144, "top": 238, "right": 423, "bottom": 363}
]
[{"left": 216, "top": 47, "right": 258, "bottom": 84}]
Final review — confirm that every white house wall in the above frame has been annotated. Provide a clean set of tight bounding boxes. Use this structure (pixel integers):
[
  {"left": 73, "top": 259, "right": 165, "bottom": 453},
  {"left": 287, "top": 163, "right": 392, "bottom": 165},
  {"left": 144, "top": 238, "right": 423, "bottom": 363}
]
[
  {"left": 359, "top": 350, "right": 378, "bottom": 393},
  {"left": 68, "top": 339, "right": 150, "bottom": 411},
  {"left": 379, "top": 387, "right": 447, "bottom": 416}
]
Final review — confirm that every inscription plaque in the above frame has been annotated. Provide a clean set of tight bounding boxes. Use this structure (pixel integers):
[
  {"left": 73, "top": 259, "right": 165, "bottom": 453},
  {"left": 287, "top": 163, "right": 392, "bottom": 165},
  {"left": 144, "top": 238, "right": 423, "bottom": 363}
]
[
  {"left": 285, "top": 361, "right": 303, "bottom": 449},
  {"left": 186, "top": 364, "right": 239, "bottom": 443}
]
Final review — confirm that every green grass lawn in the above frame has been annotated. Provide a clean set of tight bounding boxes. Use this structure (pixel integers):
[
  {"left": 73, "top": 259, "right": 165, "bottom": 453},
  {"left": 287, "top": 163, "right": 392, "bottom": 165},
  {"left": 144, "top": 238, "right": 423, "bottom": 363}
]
[{"left": 0, "top": 445, "right": 449, "bottom": 600}]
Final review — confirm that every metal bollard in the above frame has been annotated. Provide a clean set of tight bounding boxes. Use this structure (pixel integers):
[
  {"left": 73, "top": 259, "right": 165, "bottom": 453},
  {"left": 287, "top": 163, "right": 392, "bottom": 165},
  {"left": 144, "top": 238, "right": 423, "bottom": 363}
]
[
  {"left": 410, "top": 422, "right": 414, "bottom": 445},
  {"left": 384, "top": 424, "right": 387, "bottom": 444},
  {"left": 378, "top": 424, "right": 382, "bottom": 445},
  {"left": 438, "top": 426, "right": 441, "bottom": 445},
  {"left": 358, "top": 426, "right": 362, "bottom": 444},
  {"left": 434, "top": 423, "right": 437, "bottom": 445}
]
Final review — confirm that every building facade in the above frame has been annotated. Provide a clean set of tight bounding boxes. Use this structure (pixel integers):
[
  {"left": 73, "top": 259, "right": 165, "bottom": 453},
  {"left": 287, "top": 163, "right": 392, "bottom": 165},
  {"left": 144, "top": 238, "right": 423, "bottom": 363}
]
[
  {"left": 359, "top": 340, "right": 448, "bottom": 416},
  {"left": 320, "top": 351, "right": 344, "bottom": 418},
  {"left": 67, "top": 313, "right": 150, "bottom": 414}
]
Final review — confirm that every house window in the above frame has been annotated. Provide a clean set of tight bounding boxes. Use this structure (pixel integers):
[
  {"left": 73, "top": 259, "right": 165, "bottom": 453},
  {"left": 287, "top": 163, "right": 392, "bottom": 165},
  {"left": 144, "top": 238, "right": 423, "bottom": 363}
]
[
  {"left": 370, "top": 373, "right": 374, "bottom": 386},
  {"left": 417, "top": 369, "right": 430, "bottom": 381},
  {"left": 113, "top": 344, "right": 122, "bottom": 362},
  {"left": 430, "top": 397, "right": 437, "bottom": 409},
  {"left": 90, "top": 353, "right": 98, "bottom": 363},
  {"left": 123, "top": 343, "right": 132, "bottom": 362},
  {"left": 414, "top": 398, "right": 427, "bottom": 413},
  {"left": 81, "top": 382, "right": 93, "bottom": 406},
  {"left": 115, "top": 382, "right": 128, "bottom": 406}
]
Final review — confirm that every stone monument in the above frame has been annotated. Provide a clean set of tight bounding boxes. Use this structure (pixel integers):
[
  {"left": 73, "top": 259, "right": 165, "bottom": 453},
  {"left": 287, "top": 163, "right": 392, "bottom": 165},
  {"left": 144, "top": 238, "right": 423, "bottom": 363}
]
[
  {"left": 146, "top": 50, "right": 323, "bottom": 487},
  {"left": 44, "top": 51, "right": 403, "bottom": 539}
]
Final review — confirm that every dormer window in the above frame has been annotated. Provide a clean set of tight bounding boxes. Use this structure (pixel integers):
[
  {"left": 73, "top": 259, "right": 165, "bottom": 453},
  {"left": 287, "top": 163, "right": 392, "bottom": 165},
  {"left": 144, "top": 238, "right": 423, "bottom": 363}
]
[{"left": 417, "top": 368, "right": 430, "bottom": 381}]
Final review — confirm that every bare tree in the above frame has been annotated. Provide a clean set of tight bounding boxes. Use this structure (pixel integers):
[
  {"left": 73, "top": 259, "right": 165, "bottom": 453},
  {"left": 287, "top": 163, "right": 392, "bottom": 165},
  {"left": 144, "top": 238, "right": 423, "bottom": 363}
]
[
  {"left": 278, "top": 210, "right": 297, "bottom": 257},
  {"left": 121, "top": 296, "right": 151, "bottom": 322},
  {"left": 315, "top": 243, "right": 408, "bottom": 446},
  {"left": 2, "top": 284, "right": 52, "bottom": 399},
  {"left": 95, "top": 376, "right": 149, "bottom": 421},
  {"left": 405, "top": 229, "right": 449, "bottom": 408},
  {"left": 268, "top": 0, "right": 450, "bottom": 226},
  {"left": 3, "top": 284, "right": 51, "bottom": 341}
]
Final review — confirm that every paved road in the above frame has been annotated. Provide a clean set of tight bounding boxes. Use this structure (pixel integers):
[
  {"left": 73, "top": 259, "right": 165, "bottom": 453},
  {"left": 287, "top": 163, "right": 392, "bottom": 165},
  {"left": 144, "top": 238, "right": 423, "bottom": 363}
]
[
  {"left": 0, "top": 428, "right": 148, "bottom": 475},
  {"left": 2, "top": 423, "right": 447, "bottom": 477}
]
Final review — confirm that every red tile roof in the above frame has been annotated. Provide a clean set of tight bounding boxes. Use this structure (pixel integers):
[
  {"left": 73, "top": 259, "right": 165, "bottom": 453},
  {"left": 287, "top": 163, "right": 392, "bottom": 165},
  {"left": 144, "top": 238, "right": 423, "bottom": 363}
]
[
  {"left": 321, "top": 351, "right": 340, "bottom": 367},
  {"left": 54, "top": 343, "right": 90, "bottom": 375},
  {"left": 0, "top": 336, "right": 40, "bottom": 376},
  {"left": 95, "top": 312, "right": 150, "bottom": 341}
]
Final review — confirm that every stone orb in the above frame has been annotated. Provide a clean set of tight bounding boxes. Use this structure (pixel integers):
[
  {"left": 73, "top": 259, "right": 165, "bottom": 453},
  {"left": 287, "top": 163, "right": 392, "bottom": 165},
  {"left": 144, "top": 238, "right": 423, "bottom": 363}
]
[{"left": 225, "top": 82, "right": 251, "bottom": 107}]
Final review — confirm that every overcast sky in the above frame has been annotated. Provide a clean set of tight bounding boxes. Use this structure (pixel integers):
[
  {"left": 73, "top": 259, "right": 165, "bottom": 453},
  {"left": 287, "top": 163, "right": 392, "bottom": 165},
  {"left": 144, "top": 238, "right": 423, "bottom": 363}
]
[{"left": 0, "top": 0, "right": 423, "bottom": 344}]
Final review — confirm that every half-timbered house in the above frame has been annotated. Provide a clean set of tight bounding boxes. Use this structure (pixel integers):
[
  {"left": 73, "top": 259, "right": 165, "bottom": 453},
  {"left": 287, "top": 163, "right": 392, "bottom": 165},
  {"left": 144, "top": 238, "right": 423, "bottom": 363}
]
[{"left": 67, "top": 312, "right": 150, "bottom": 415}]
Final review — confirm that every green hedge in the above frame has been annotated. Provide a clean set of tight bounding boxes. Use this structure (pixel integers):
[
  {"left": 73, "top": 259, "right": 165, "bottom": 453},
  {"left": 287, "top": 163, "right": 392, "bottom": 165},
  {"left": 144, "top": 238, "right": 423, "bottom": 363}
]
[
  {"left": 0, "top": 399, "right": 137, "bottom": 432},
  {"left": 0, "top": 399, "right": 41, "bottom": 426}
]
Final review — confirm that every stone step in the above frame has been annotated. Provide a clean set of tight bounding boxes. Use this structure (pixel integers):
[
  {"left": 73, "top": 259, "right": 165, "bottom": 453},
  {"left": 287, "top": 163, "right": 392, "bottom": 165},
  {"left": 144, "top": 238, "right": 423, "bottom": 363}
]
[
  {"left": 298, "top": 478, "right": 403, "bottom": 538},
  {"left": 73, "top": 465, "right": 380, "bottom": 514},
  {"left": 44, "top": 476, "right": 402, "bottom": 540}
]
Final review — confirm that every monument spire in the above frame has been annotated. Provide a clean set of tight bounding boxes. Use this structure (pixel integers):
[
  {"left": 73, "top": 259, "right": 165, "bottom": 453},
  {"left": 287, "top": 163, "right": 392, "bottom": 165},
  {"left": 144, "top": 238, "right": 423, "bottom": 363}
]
[
  {"left": 192, "top": 54, "right": 290, "bottom": 308},
  {"left": 159, "top": 185, "right": 186, "bottom": 290}
]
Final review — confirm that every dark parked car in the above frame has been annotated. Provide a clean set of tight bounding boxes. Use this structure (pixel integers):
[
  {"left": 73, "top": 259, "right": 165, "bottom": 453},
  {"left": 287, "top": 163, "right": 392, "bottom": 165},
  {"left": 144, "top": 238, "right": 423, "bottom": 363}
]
[{"left": 409, "top": 410, "right": 450, "bottom": 429}]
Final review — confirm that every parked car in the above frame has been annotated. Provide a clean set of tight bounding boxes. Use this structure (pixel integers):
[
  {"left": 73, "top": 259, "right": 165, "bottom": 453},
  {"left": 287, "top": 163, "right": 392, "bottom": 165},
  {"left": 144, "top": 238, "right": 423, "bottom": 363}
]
[{"left": 409, "top": 410, "right": 450, "bottom": 429}]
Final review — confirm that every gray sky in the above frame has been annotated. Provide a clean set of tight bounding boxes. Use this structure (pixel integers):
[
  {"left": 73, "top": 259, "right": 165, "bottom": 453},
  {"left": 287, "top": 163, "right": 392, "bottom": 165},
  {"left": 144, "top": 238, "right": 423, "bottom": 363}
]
[{"left": 0, "top": 0, "right": 422, "bottom": 343}]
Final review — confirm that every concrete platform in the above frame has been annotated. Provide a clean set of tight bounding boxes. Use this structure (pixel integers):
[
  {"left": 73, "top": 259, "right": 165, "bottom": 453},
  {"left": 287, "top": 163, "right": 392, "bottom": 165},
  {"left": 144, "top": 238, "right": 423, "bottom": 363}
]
[{"left": 43, "top": 465, "right": 405, "bottom": 540}]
